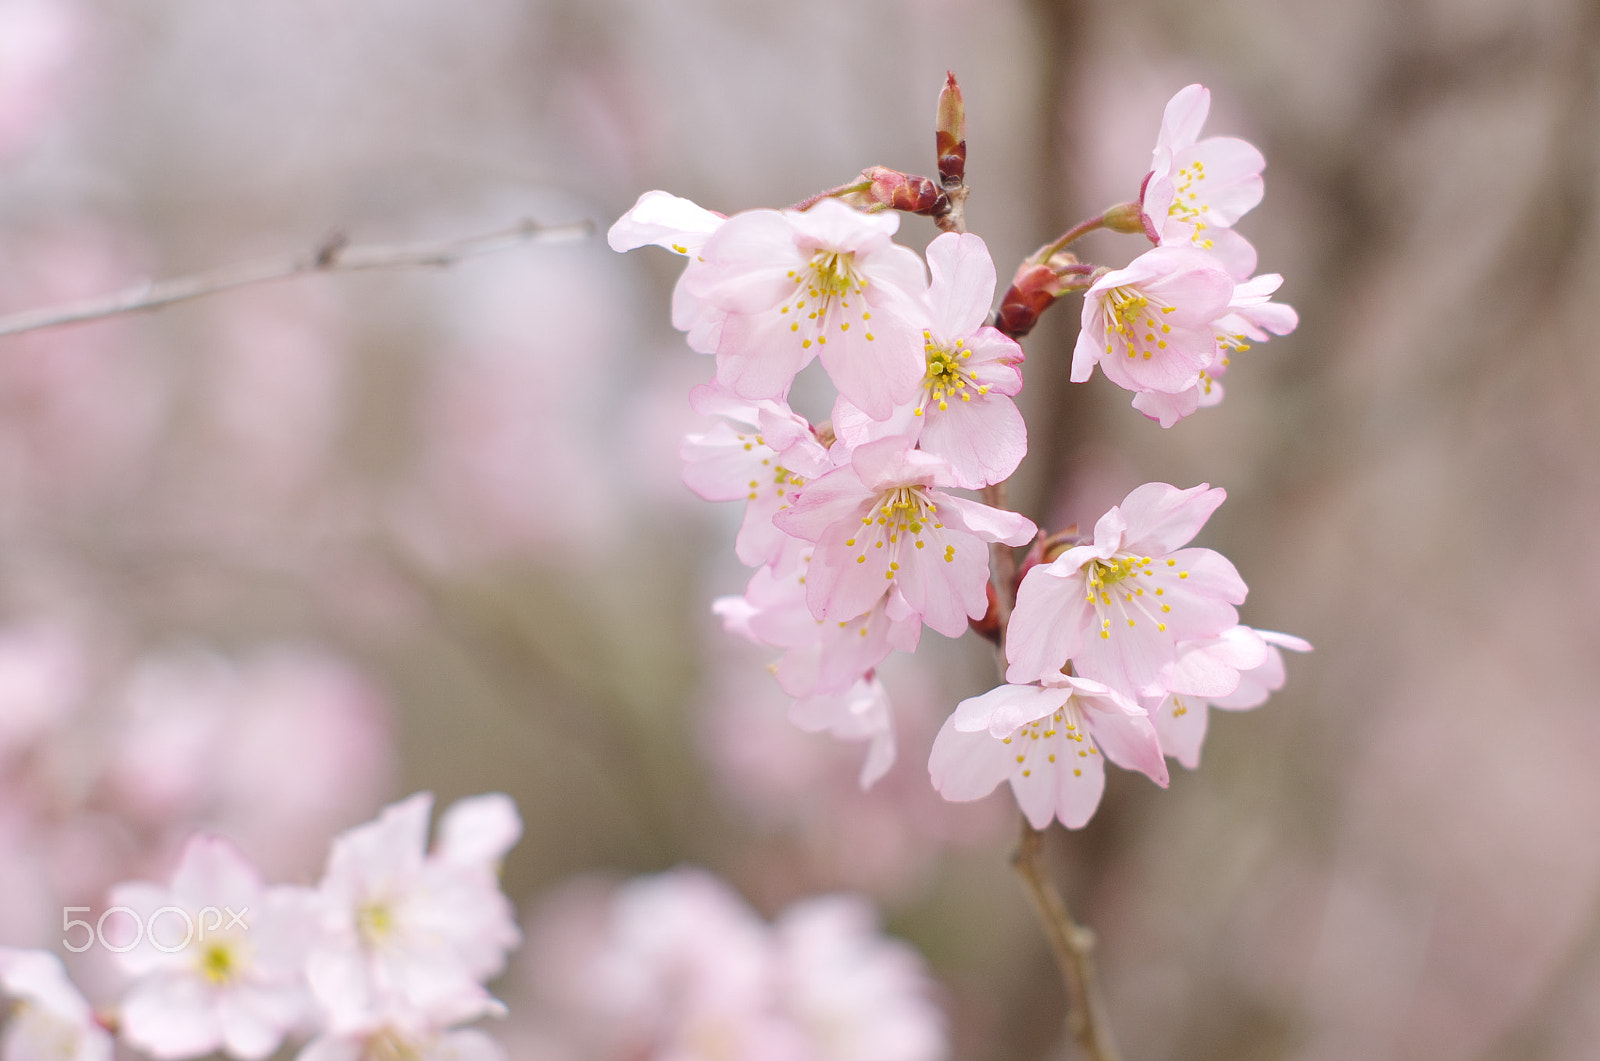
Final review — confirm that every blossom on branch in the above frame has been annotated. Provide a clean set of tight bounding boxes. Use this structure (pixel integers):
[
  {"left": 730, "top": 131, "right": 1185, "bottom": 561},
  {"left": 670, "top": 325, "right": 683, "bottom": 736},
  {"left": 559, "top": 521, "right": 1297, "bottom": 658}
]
[{"left": 1152, "top": 627, "right": 1311, "bottom": 768}]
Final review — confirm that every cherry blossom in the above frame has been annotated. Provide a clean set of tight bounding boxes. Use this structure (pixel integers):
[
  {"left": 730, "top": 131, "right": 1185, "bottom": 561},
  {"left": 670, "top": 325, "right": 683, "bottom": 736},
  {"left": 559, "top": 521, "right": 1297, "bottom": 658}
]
[
  {"left": 0, "top": 948, "right": 112, "bottom": 1061},
  {"left": 108, "top": 836, "right": 316, "bottom": 1061},
  {"left": 832, "top": 232, "right": 1025, "bottom": 489},
  {"left": 788, "top": 676, "right": 897, "bottom": 790},
  {"left": 1139, "top": 84, "right": 1266, "bottom": 279},
  {"left": 774, "top": 436, "right": 1035, "bottom": 639},
  {"left": 1071, "top": 246, "right": 1234, "bottom": 399},
  {"left": 928, "top": 672, "right": 1166, "bottom": 829},
  {"left": 1130, "top": 271, "right": 1300, "bottom": 427},
  {"left": 1006, "top": 482, "right": 1245, "bottom": 698},
  {"left": 687, "top": 198, "right": 929, "bottom": 419},
  {"left": 608, "top": 190, "right": 728, "bottom": 353},
  {"left": 679, "top": 384, "right": 831, "bottom": 568},
  {"left": 305, "top": 793, "right": 520, "bottom": 1037},
  {"left": 1153, "top": 628, "right": 1311, "bottom": 769}
]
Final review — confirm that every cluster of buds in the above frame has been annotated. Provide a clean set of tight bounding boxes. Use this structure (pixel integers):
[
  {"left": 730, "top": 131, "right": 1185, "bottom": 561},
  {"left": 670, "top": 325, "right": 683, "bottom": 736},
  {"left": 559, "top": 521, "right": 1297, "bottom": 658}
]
[{"left": 612, "top": 76, "right": 1307, "bottom": 828}]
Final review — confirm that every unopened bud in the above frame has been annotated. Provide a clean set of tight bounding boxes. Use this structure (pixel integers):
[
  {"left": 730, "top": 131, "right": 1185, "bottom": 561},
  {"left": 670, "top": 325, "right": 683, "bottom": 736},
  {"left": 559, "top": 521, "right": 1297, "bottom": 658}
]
[
  {"left": 994, "top": 255, "right": 1079, "bottom": 339},
  {"left": 1100, "top": 201, "right": 1146, "bottom": 235},
  {"left": 936, "top": 72, "right": 966, "bottom": 187},
  {"left": 839, "top": 166, "right": 947, "bottom": 215}
]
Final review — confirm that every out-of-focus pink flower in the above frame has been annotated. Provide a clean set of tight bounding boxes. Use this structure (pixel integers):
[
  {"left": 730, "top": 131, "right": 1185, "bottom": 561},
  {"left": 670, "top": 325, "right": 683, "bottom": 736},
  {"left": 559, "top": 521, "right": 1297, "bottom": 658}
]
[
  {"left": 0, "top": 0, "right": 78, "bottom": 157},
  {"left": 1007, "top": 482, "right": 1245, "bottom": 698},
  {"left": 109, "top": 836, "right": 315, "bottom": 1061},
  {"left": 517, "top": 867, "right": 947, "bottom": 1061},
  {"left": 832, "top": 232, "right": 1026, "bottom": 489},
  {"left": 689, "top": 199, "right": 929, "bottom": 420},
  {"left": 775, "top": 437, "right": 1035, "bottom": 639},
  {"left": 1070, "top": 246, "right": 1234, "bottom": 398},
  {"left": 306, "top": 793, "right": 520, "bottom": 1036},
  {"left": 1139, "top": 84, "right": 1265, "bottom": 279},
  {"left": 775, "top": 895, "right": 947, "bottom": 1061},
  {"left": 929, "top": 672, "right": 1166, "bottom": 829},
  {"left": 0, "top": 624, "right": 85, "bottom": 769},
  {"left": 1153, "top": 627, "right": 1311, "bottom": 769},
  {"left": 0, "top": 947, "right": 112, "bottom": 1061}
]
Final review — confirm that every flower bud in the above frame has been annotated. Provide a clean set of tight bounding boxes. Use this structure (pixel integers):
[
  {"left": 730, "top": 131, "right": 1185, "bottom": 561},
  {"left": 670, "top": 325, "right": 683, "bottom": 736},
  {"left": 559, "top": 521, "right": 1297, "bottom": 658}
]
[
  {"left": 936, "top": 72, "right": 966, "bottom": 187},
  {"left": 845, "top": 166, "right": 947, "bottom": 215},
  {"left": 1100, "top": 200, "right": 1146, "bottom": 235},
  {"left": 994, "top": 254, "right": 1082, "bottom": 338}
]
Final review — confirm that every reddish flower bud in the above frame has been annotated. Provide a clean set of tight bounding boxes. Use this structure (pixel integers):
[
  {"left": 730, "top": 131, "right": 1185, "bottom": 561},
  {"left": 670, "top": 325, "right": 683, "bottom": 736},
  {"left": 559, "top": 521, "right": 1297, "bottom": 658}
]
[{"left": 936, "top": 72, "right": 966, "bottom": 187}]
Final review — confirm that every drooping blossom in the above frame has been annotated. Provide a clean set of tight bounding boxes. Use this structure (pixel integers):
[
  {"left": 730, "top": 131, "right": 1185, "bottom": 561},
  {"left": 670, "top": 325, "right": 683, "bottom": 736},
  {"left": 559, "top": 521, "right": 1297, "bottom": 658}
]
[
  {"left": 832, "top": 232, "right": 1025, "bottom": 489},
  {"left": 0, "top": 948, "right": 112, "bottom": 1061},
  {"left": 1130, "top": 271, "right": 1300, "bottom": 428},
  {"left": 305, "top": 793, "right": 521, "bottom": 1036},
  {"left": 1139, "top": 84, "right": 1266, "bottom": 279},
  {"left": 607, "top": 190, "right": 728, "bottom": 353},
  {"left": 108, "top": 836, "right": 316, "bottom": 1061},
  {"left": 775, "top": 436, "right": 1035, "bottom": 639},
  {"left": 680, "top": 384, "right": 831, "bottom": 568},
  {"left": 1006, "top": 482, "right": 1245, "bottom": 698},
  {"left": 687, "top": 198, "right": 929, "bottom": 420},
  {"left": 1070, "top": 246, "right": 1234, "bottom": 399},
  {"left": 1153, "top": 628, "right": 1312, "bottom": 769},
  {"left": 788, "top": 676, "right": 897, "bottom": 791},
  {"left": 928, "top": 672, "right": 1166, "bottom": 829}
]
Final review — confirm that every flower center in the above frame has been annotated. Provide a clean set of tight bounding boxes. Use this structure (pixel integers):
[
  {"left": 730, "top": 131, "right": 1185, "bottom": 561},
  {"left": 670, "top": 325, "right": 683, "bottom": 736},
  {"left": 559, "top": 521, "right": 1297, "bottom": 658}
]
[
  {"left": 842, "top": 484, "right": 951, "bottom": 581},
  {"left": 1168, "top": 160, "right": 1217, "bottom": 249},
  {"left": 778, "top": 248, "right": 876, "bottom": 351},
  {"left": 198, "top": 942, "right": 239, "bottom": 985},
  {"left": 1104, "top": 287, "right": 1174, "bottom": 361},
  {"left": 915, "top": 333, "right": 989, "bottom": 415},
  {"left": 1084, "top": 553, "right": 1188, "bottom": 638},
  {"left": 357, "top": 900, "right": 394, "bottom": 945},
  {"left": 1000, "top": 703, "right": 1098, "bottom": 779}
]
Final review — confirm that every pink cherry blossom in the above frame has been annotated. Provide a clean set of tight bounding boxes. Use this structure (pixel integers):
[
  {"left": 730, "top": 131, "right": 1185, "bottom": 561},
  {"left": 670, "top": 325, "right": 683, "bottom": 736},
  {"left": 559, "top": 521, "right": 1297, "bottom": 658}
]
[
  {"left": 774, "top": 436, "right": 1035, "bottom": 639},
  {"left": 1153, "top": 628, "right": 1311, "bottom": 769},
  {"left": 305, "top": 793, "right": 520, "bottom": 1036},
  {"left": 832, "top": 232, "right": 1026, "bottom": 489},
  {"left": 108, "top": 835, "right": 315, "bottom": 1061},
  {"left": 607, "top": 190, "right": 727, "bottom": 353},
  {"left": 679, "top": 384, "right": 831, "bottom": 568},
  {"left": 1006, "top": 482, "right": 1246, "bottom": 698},
  {"left": 775, "top": 895, "right": 948, "bottom": 1061},
  {"left": 688, "top": 198, "right": 929, "bottom": 420},
  {"left": 788, "top": 676, "right": 897, "bottom": 790},
  {"left": 1139, "top": 84, "right": 1266, "bottom": 279},
  {"left": 0, "top": 948, "right": 112, "bottom": 1061},
  {"left": 928, "top": 672, "right": 1166, "bottom": 830},
  {"left": 1130, "top": 271, "right": 1300, "bottom": 428},
  {"left": 1071, "top": 247, "right": 1234, "bottom": 398}
]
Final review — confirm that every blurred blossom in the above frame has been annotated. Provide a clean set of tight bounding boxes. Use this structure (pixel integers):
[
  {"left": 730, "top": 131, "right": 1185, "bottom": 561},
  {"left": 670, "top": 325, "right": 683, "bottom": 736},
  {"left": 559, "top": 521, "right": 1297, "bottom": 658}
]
[
  {"left": 0, "top": 947, "right": 112, "bottom": 1061},
  {"left": 514, "top": 867, "right": 946, "bottom": 1061},
  {"left": 0, "top": 0, "right": 78, "bottom": 157},
  {"left": 0, "top": 623, "right": 85, "bottom": 768}
]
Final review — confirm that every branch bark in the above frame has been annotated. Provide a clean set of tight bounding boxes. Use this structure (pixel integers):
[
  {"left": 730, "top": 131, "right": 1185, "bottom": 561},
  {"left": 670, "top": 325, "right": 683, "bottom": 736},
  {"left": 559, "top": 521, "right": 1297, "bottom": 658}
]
[{"left": 0, "top": 217, "right": 593, "bottom": 339}]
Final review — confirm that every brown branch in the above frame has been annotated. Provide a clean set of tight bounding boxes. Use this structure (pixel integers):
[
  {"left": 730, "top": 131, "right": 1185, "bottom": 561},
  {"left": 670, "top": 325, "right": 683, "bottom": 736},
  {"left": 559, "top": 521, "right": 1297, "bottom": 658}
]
[
  {"left": 1012, "top": 818, "right": 1123, "bottom": 1061},
  {"left": 0, "top": 217, "right": 594, "bottom": 339}
]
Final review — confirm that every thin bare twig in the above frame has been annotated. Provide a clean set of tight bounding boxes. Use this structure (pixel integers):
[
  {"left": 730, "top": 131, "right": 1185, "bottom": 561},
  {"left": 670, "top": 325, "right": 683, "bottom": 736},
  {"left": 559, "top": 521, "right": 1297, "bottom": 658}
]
[
  {"left": 1012, "top": 819, "right": 1123, "bottom": 1061},
  {"left": 0, "top": 217, "right": 594, "bottom": 339}
]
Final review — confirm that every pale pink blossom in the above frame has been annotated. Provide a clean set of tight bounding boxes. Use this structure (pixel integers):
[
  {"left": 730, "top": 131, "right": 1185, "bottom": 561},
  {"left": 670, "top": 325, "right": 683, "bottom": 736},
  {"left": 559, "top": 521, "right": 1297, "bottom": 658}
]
[
  {"left": 680, "top": 384, "right": 831, "bottom": 568},
  {"left": 0, "top": 0, "right": 77, "bottom": 157},
  {"left": 1130, "top": 272, "right": 1299, "bottom": 427},
  {"left": 608, "top": 190, "right": 728, "bottom": 353},
  {"left": 1071, "top": 247, "right": 1234, "bottom": 398},
  {"left": 832, "top": 232, "right": 1025, "bottom": 489},
  {"left": 788, "top": 676, "right": 897, "bottom": 790},
  {"left": 1153, "top": 628, "right": 1311, "bottom": 769},
  {"left": 1139, "top": 84, "right": 1266, "bottom": 279},
  {"left": 775, "top": 895, "right": 947, "bottom": 1061},
  {"left": 1006, "top": 482, "right": 1246, "bottom": 698},
  {"left": 928, "top": 672, "right": 1166, "bottom": 829},
  {"left": 306, "top": 793, "right": 520, "bottom": 1036},
  {"left": 0, "top": 948, "right": 112, "bottom": 1061},
  {"left": 774, "top": 437, "right": 1035, "bottom": 639},
  {"left": 109, "top": 836, "right": 316, "bottom": 1061},
  {"left": 688, "top": 199, "right": 929, "bottom": 420}
]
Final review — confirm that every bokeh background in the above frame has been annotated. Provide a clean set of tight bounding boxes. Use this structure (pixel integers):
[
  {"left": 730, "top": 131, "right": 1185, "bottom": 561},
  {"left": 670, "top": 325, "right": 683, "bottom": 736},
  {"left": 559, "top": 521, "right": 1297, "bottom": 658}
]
[{"left": 1, "top": 0, "right": 1598, "bottom": 1058}]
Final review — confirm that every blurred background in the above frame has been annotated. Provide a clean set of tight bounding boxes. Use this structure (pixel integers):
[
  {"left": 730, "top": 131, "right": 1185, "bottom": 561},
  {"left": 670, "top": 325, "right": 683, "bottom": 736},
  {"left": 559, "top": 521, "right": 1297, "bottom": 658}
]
[{"left": 1, "top": 0, "right": 1598, "bottom": 1058}]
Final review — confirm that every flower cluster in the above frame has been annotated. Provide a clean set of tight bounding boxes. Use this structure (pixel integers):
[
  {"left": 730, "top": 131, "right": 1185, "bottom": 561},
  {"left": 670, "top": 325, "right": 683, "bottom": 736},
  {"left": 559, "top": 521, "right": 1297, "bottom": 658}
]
[
  {"left": 517, "top": 867, "right": 947, "bottom": 1061},
  {"left": 614, "top": 200, "right": 1035, "bottom": 787},
  {"left": 614, "top": 79, "right": 1307, "bottom": 830},
  {"left": 0, "top": 793, "right": 521, "bottom": 1061}
]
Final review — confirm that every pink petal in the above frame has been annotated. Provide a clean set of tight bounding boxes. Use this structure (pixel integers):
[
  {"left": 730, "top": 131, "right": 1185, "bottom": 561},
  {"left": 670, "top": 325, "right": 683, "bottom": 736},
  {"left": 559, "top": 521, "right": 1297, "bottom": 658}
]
[
  {"left": 925, "top": 232, "right": 997, "bottom": 337},
  {"left": 1115, "top": 482, "right": 1226, "bottom": 556},
  {"left": 928, "top": 719, "right": 1014, "bottom": 803}
]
